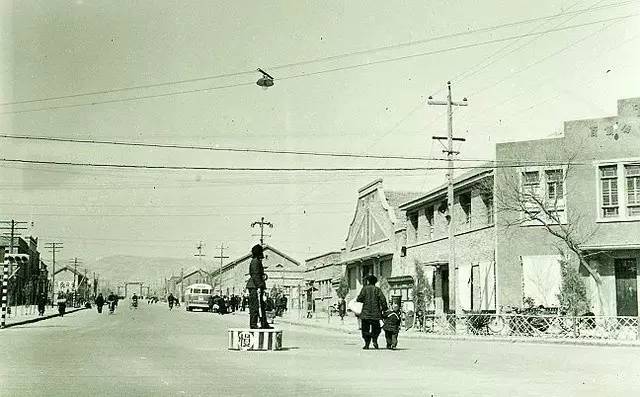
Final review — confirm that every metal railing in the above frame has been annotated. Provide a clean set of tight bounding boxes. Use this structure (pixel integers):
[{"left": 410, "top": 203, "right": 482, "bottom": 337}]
[{"left": 417, "top": 313, "right": 640, "bottom": 342}]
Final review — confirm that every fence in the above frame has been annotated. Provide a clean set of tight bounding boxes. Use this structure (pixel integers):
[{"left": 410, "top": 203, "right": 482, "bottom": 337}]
[{"left": 417, "top": 313, "right": 640, "bottom": 342}]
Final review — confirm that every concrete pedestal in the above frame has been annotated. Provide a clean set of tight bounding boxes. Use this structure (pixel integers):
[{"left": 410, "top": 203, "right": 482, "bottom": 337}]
[{"left": 228, "top": 328, "right": 283, "bottom": 351}]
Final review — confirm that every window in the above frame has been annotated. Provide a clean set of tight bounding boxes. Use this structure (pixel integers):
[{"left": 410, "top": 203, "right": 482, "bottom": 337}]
[
  {"left": 482, "top": 193, "right": 494, "bottom": 225},
  {"left": 626, "top": 164, "right": 640, "bottom": 216},
  {"left": 522, "top": 171, "right": 542, "bottom": 208},
  {"left": 409, "top": 212, "right": 419, "bottom": 241},
  {"left": 600, "top": 165, "right": 619, "bottom": 218},
  {"left": 459, "top": 192, "right": 472, "bottom": 225},
  {"left": 426, "top": 207, "right": 435, "bottom": 238},
  {"left": 546, "top": 170, "right": 564, "bottom": 201}
]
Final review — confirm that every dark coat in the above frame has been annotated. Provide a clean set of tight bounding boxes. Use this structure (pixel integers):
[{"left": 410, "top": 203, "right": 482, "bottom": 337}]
[
  {"left": 246, "top": 257, "right": 266, "bottom": 290},
  {"left": 95, "top": 295, "right": 105, "bottom": 306},
  {"left": 382, "top": 310, "right": 402, "bottom": 333},
  {"left": 356, "top": 285, "right": 388, "bottom": 320}
]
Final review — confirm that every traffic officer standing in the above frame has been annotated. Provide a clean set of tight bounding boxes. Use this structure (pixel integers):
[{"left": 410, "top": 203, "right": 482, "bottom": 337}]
[{"left": 246, "top": 244, "right": 272, "bottom": 329}]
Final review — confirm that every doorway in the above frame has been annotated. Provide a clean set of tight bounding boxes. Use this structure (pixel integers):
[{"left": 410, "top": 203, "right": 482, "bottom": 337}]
[
  {"left": 441, "top": 268, "right": 450, "bottom": 313},
  {"left": 614, "top": 259, "right": 638, "bottom": 316}
]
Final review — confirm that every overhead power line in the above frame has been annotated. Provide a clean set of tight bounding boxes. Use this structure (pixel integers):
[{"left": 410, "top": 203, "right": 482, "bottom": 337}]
[
  {"left": 0, "top": 1, "right": 633, "bottom": 109},
  {"left": 1, "top": 12, "right": 636, "bottom": 116},
  {"left": 0, "top": 157, "right": 591, "bottom": 171},
  {"left": 0, "top": 133, "right": 586, "bottom": 165}
]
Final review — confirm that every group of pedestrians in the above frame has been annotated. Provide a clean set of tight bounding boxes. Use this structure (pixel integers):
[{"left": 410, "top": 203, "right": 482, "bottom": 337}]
[{"left": 207, "top": 294, "right": 242, "bottom": 314}]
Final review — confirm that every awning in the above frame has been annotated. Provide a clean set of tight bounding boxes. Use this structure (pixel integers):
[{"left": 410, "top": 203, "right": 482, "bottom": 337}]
[
  {"left": 580, "top": 244, "right": 640, "bottom": 251},
  {"left": 340, "top": 252, "right": 393, "bottom": 265}
]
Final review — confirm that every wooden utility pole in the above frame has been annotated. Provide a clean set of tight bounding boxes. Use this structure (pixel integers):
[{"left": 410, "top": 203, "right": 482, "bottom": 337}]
[
  {"left": 0, "top": 220, "right": 28, "bottom": 254},
  {"left": 214, "top": 244, "right": 229, "bottom": 296},
  {"left": 44, "top": 242, "right": 63, "bottom": 307},
  {"left": 251, "top": 217, "right": 273, "bottom": 246},
  {"left": 429, "top": 81, "right": 468, "bottom": 327}
]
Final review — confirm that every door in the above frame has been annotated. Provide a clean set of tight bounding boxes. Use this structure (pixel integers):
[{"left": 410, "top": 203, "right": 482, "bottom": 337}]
[
  {"left": 441, "top": 268, "right": 450, "bottom": 313},
  {"left": 615, "top": 259, "right": 638, "bottom": 316}
]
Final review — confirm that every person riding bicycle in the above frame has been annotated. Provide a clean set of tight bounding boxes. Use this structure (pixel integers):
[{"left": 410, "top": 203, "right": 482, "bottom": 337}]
[{"left": 107, "top": 292, "right": 118, "bottom": 313}]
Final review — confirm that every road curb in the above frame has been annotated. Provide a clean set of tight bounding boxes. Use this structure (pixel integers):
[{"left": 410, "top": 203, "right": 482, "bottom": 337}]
[{"left": 1, "top": 307, "right": 87, "bottom": 329}]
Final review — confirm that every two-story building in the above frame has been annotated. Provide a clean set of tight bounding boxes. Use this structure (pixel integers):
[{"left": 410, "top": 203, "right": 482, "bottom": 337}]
[
  {"left": 495, "top": 97, "right": 640, "bottom": 316},
  {"left": 399, "top": 168, "right": 496, "bottom": 313},
  {"left": 304, "top": 251, "right": 342, "bottom": 312}
]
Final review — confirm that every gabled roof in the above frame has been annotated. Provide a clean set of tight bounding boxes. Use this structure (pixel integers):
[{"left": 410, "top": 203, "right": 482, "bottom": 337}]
[
  {"left": 180, "top": 268, "right": 210, "bottom": 281},
  {"left": 53, "top": 266, "right": 89, "bottom": 277}
]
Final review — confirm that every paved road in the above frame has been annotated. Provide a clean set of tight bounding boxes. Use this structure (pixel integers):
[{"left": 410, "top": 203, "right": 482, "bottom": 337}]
[{"left": 1, "top": 303, "right": 639, "bottom": 397}]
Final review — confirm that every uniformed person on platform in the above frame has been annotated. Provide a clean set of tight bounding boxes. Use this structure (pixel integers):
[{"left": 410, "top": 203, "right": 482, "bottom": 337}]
[{"left": 246, "top": 244, "right": 273, "bottom": 329}]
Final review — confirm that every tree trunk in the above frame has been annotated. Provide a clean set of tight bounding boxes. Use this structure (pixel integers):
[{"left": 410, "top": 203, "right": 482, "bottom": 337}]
[{"left": 579, "top": 256, "right": 605, "bottom": 315}]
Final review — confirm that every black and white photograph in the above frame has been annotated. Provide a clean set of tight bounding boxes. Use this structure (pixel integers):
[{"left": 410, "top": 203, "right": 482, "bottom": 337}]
[{"left": 1, "top": 1, "right": 639, "bottom": 396}]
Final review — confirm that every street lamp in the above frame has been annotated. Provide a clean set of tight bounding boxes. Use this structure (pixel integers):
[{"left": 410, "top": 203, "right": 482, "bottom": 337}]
[{"left": 256, "top": 68, "right": 274, "bottom": 88}]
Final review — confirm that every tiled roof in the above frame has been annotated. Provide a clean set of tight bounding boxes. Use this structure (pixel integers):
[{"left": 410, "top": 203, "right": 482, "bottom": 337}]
[{"left": 385, "top": 190, "right": 425, "bottom": 228}]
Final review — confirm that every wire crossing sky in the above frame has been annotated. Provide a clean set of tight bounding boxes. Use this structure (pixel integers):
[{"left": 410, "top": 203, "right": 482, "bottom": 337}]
[{"left": 0, "top": 0, "right": 638, "bottom": 268}]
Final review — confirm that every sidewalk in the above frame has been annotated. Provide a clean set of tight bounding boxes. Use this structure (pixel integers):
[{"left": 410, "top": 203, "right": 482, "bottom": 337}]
[
  {"left": 1, "top": 304, "right": 87, "bottom": 329},
  {"left": 239, "top": 309, "right": 640, "bottom": 347}
]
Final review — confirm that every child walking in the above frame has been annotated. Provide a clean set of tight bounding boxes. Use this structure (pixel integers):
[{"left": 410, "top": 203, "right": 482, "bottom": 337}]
[{"left": 383, "top": 303, "right": 401, "bottom": 350}]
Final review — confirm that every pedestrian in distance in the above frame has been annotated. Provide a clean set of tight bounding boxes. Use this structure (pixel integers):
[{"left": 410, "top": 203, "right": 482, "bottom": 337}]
[
  {"left": 356, "top": 274, "right": 388, "bottom": 350},
  {"left": 95, "top": 293, "right": 105, "bottom": 314},
  {"left": 337, "top": 297, "right": 347, "bottom": 321},
  {"left": 383, "top": 303, "right": 402, "bottom": 350},
  {"left": 37, "top": 293, "right": 47, "bottom": 316},
  {"left": 167, "top": 293, "right": 175, "bottom": 310},
  {"left": 56, "top": 292, "right": 67, "bottom": 317},
  {"left": 246, "top": 244, "right": 272, "bottom": 329}
]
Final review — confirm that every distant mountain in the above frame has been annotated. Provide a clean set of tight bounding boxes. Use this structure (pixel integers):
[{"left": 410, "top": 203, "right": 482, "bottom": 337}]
[{"left": 90, "top": 255, "right": 205, "bottom": 285}]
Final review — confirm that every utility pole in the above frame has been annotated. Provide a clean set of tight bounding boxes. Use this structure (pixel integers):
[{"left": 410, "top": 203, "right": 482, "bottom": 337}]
[
  {"left": 70, "top": 258, "right": 82, "bottom": 307},
  {"left": 429, "top": 81, "right": 468, "bottom": 328},
  {"left": 44, "top": 242, "right": 63, "bottom": 307},
  {"left": 194, "top": 241, "right": 206, "bottom": 268},
  {"left": 180, "top": 267, "right": 184, "bottom": 302},
  {"left": 251, "top": 217, "right": 273, "bottom": 246},
  {"left": 213, "top": 244, "right": 229, "bottom": 296},
  {"left": 0, "top": 220, "right": 28, "bottom": 254}
]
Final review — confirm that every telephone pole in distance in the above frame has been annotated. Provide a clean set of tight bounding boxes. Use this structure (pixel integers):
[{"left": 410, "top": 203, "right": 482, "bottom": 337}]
[
  {"left": 213, "top": 244, "right": 229, "bottom": 296},
  {"left": 44, "top": 242, "right": 63, "bottom": 306}
]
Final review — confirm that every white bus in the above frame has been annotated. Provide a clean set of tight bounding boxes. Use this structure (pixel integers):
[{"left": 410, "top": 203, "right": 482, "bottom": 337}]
[{"left": 184, "top": 283, "right": 213, "bottom": 312}]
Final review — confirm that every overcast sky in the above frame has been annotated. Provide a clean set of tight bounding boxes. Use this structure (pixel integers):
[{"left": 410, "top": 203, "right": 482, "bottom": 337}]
[{"left": 1, "top": 1, "right": 639, "bottom": 276}]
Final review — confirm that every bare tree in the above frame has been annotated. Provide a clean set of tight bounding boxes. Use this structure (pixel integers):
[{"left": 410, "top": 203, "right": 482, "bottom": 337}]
[{"left": 493, "top": 147, "right": 605, "bottom": 313}]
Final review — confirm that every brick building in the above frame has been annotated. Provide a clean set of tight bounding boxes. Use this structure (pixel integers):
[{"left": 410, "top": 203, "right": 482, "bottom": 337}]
[
  {"left": 399, "top": 168, "right": 496, "bottom": 314},
  {"left": 1, "top": 236, "right": 48, "bottom": 306}
]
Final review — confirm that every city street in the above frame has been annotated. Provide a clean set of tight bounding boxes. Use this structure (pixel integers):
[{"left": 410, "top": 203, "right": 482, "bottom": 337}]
[{"left": 1, "top": 303, "right": 639, "bottom": 397}]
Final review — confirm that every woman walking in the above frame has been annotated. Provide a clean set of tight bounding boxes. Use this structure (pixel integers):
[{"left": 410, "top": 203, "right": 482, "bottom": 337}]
[{"left": 356, "top": 274, "right": 388, "bottom": 349}]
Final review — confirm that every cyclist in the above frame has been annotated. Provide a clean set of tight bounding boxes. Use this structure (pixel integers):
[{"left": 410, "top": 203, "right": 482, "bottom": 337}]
[{"left": 107, "top": 292, "right": 118, "bottom": 314}]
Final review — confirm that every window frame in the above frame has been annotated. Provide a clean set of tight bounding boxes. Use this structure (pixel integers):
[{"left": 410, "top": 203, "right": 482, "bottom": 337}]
[
  {"left": 519, "top": 167, "right": 567, "bottom": 225},
  {"left": 596, "top": 160, "right": 640, "bottom": 222}
]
